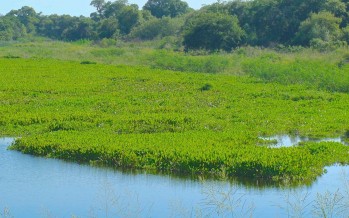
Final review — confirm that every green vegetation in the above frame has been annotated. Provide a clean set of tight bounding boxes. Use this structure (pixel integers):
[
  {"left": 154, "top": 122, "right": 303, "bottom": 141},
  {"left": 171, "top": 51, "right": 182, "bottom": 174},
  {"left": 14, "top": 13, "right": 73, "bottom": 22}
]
[
  {"left": 242, "top": 52, "right": 349, "bottom": 93},
  {"left": 1, "top": 55, "right": 349, "bottom": 184},
  {"left": 182, "top": 12, "right": 245, "bottom": 51},
  {"left": 2, "top": 0, "right": 349, "bottom": 51},
  {"left": 2, "top": 0, "right": 349, "bottom": 185},
  {"left": 143, "top": 0, "right": 190, "bottom": 18}
]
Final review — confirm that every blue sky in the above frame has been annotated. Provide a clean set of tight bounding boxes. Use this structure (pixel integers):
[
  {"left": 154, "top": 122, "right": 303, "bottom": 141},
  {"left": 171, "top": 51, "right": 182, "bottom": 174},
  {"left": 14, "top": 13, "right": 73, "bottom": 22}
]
[{"left": 1, "top": 0, "right": 218, "bottom": 16}]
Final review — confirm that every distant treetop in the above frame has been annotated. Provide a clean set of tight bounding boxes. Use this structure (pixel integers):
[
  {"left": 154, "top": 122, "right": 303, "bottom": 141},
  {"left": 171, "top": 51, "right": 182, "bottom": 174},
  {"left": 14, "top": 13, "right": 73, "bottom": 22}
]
[{"left": 143, "top": 0, "right": 190, "bottom": 18}]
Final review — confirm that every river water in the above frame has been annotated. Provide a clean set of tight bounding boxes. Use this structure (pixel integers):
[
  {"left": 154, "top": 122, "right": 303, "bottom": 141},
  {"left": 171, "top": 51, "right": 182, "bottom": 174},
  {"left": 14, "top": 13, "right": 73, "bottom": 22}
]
[
  {"left": 1, "top": 137, "right": 349, "bottom": 217},
  {"left": 260, "top": 135, "right": 348, "bottom": 148}
]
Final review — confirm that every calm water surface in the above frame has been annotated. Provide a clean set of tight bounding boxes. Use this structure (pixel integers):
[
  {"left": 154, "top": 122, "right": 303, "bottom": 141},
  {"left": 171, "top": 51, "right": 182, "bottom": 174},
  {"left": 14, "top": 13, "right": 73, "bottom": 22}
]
[
  {"left": 260, "top": 135, "right": 348, "bottom": 147},
  {"left": 1, "top": 137, "right": 349, "bottom": 217}
]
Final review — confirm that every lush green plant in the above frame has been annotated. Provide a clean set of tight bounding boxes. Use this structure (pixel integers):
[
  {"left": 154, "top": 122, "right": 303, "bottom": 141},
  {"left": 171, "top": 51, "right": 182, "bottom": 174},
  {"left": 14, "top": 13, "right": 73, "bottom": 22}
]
[
  {"left": 294, "top": 11, "right": 343, "bottom": 46},
  {"left": 1, "top": 58, "right": 349, "bottom": 184},
  {"left": 146, "top": 50, "right": 234, "bottom": 73},
  {"left": 3, "top": 55, "right": 20, "bottom": 59},
  {"left": 342, "top": 25, "right": 349, "bottom": 43},
  {"left": 80, "top": 60, "right": 97, "bottom": 64},
  {"left": 97, "top": 18, "right": 119, "bottom": 39},
  {"left": 129, "top": 17, "right": 183, "bottom": 40},
  {"left": 242, "top": 53, "right": 349, "bottom": 92},
  {"left": 143, "top": 0, "right": 190, "bottom": 18},
  {"left": 3, "top": 0, "right": 349, "bottom": 50},
  {"left": 183, "top": 12, "right": 245, "bottom": 51},
  {"left": 200, "top": 83, "right": 212, "bottom": 91}
]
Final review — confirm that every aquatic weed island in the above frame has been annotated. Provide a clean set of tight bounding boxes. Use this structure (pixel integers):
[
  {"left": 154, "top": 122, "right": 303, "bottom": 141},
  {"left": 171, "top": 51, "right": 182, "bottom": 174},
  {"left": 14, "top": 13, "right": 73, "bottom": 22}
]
[{"left": 1, "top": 57, "right": 349, "bottom": 185}]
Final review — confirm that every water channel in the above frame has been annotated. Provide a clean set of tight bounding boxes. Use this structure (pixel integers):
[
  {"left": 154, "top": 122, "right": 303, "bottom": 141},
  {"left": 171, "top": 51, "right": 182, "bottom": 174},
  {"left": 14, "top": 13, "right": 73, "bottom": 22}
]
[{"left": 1, "top": 137, "right": 349, "bottom": 217}]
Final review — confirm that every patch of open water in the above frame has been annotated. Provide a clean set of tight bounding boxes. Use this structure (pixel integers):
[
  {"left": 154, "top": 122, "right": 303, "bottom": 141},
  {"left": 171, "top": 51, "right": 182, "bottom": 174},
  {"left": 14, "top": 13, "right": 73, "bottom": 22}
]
[{"left": 259, "top": 135, "right": 348, "bottom": 147}]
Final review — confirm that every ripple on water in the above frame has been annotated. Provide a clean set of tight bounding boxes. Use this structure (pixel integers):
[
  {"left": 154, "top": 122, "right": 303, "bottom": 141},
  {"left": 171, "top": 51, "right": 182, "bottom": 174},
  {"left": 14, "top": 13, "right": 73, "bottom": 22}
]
[{"left": 0, "top": 137, "right": 15, "bottom": 147}]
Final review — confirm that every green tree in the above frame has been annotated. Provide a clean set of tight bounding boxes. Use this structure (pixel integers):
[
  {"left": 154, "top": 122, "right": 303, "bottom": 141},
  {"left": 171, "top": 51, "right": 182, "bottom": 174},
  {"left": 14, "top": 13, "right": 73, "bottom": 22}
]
[
  {"left": 323, "top": 0, "right": 349, "bottom": 27},
  {"left": 118, "top": 5, "right": 140, "bottom": 34},
  {"left": 98, "top": 17, "right": 119, "bottom": 38},
  {"left": 91, "top": 0, "right": 140, "bottom": 35},
  {"left": 295, "top": 11, "right": 343, "bottom": 45},
  {"left": 199, "top": 0, "right": 328, "bottom": 45},
  {"left": 323, "top": 0, "right": 347, "bottom": 16},
  {"left": 37, "top": 15, "right": 77, "bottom": 39},
  {"left": 183, "top": 12, "right": 245, "bottom": 51},
  {"left": 130, "top": 16, "right": 183, "bottom": 40},
  {"left": 245, "top": 0, "right": 328, "bottom": 45},
  {"left": 62, "top": 17, "right": 97, "bottom": 41},
  {"left": 102, "top": 0, "right": 128, "bottom": 18},
  {"left": 0, "top": 16, "right": 26, "bottom": 40},
  {"left": 342, "top": 0, "right": 349, "bottom": 25},
  {"left": 90, "top": 0, "right": 106, "bottom": 15},
  {"left": 6, "top": 6, "right": 39, "bottom": 34},
  {"left": 342, "top": 25, "right": 349, "bottom": 43},
  {"left": 143, "top": 0, "right": 190, "bottom": 18},
  {"left": 0, "top": 19, "right": 13, "bottom": 40}
]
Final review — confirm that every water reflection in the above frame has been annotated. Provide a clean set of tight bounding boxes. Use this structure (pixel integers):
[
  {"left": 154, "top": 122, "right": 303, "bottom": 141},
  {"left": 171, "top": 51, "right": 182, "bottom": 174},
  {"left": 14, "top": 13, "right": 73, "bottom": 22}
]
[
  {"left": 1, "top": 137, "right": 349, "bottom": 217},
  {"left": 259, "top": 135, "right": 348, "bottom": 147}
]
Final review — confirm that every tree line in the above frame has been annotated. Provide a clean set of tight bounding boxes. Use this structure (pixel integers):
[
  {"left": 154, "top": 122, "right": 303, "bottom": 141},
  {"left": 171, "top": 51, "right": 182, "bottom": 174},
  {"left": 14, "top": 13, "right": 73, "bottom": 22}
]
[{"left": 1, "top": 0, "right": 349, "bottom": 51}]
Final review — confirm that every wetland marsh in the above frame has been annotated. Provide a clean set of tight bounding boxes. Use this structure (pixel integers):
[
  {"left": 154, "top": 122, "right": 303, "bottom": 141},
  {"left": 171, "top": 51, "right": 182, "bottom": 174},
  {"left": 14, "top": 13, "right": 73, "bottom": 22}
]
[
  {"left": 1, "top": 44, "right": 349, "bottom": 217},
  {"left": 3, "top": 0, "right": 349, "bottom": 215},
  {"left": 1, "top": 56, "right": 349, "bottom": 183}
]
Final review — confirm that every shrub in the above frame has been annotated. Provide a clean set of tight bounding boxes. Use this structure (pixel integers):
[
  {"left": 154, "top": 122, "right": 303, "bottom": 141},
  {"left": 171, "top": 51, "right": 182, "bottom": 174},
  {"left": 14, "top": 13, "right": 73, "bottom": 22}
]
[
  {"left": 97, "top": 38, "right": 118, "bottom": 48},
  {"left": 80, "top": 60, "right": 97, "bottom": 64},
  {"left": 130, "top": 17, "right": 183, "bottom": 41},
  {"left": 183, "top": 12, "right": 245, "bottom": 51},
  {"left": 3, "top": 55, "right": 20, "bottom": 59},
  {"left": 200, "top": 83, "right": 212, "bottom": 91},
  {"left": 294, "top": 12, "right": 343, "bottom": 46},
  {"left": 310, "top": 38, "right": 347, "bottom": 51}
]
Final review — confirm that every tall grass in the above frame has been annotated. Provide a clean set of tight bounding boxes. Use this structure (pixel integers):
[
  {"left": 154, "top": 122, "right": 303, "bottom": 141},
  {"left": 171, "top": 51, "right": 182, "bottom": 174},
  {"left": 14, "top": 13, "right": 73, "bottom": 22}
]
[
  {"left": 1, "top": 40, "right": 349, "bottom": 87},
  {"left": 242, "top": 52, "right": 349, "bottom": 93}
]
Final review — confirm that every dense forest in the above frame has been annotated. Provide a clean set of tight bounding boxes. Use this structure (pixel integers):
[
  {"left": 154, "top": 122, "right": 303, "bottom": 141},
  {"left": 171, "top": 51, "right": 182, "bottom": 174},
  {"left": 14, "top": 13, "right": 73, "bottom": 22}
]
[{"left": 1, "top": 0, "right": 349, "bottom": 51}]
